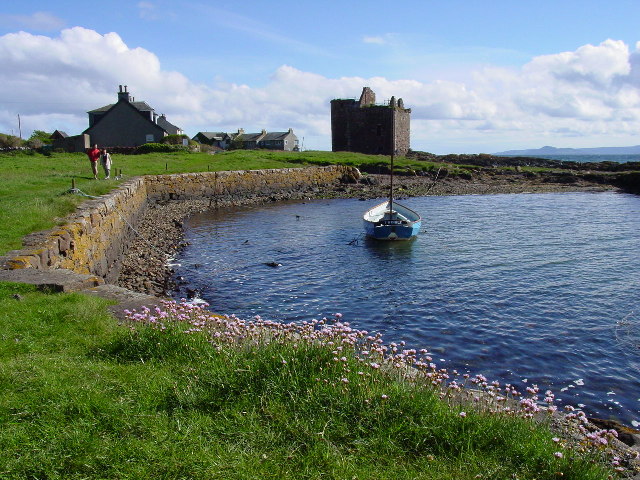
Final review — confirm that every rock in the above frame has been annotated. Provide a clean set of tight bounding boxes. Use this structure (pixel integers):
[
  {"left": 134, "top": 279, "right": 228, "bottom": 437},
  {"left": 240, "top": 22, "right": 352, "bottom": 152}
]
[{"left": 588, "top": 417, "right": 640, "bottom": 447}]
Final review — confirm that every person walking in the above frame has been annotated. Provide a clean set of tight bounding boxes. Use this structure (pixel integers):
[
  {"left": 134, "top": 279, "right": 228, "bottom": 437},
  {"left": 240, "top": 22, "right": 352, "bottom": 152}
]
[
  {"left": 101, "top": 148, "right": 112, "bottom": 179},
  {"left": 86, "top": 144, "right": 100, "bottom": 179}
]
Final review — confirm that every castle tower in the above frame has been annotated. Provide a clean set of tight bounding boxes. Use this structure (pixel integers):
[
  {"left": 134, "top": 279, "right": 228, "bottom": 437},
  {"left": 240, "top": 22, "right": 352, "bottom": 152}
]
[{"left": 330, "top": 87, "right": 411, "bottom": 155}]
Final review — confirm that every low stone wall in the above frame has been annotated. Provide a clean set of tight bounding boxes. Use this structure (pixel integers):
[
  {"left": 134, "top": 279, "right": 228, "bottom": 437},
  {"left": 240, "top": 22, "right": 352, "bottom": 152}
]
[
  {"left": 1, "top": 177, "right": 148, "bottom": 283},
  {"left": 145, "top": 166, "right": 359, "bottom": 200},
  {"left": 0, "top": 166, "right": 360, "bottom": 283}
]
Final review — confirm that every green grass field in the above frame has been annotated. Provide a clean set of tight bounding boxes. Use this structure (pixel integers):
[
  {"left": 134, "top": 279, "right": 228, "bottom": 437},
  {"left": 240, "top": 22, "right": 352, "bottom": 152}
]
[
  {"left": 0, "top": 284, "right": 620, "bottom": 479},
  {"left": 0, "top": 149, "right": 626, "bottom": 478}
]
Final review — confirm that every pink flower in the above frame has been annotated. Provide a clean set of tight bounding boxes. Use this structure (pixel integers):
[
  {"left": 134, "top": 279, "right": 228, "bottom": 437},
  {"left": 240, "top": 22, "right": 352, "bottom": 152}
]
[
  {"left": 553, "top": 452, "right": 563, "bottom": 458},
  {"left": 459, "top": 412, "right": 467, "bottom": 418}
]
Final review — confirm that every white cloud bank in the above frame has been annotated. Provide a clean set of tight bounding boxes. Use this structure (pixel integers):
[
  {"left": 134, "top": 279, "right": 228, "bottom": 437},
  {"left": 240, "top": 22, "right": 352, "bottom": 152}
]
[{"left": 0, "top": 28, "right": 639, "bottom": 153}]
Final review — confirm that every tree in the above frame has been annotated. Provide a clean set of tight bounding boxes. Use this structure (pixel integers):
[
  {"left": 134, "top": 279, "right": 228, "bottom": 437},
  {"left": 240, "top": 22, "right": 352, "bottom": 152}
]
[{"left": 28, "top": 130, "right": 53, "bottom": 146}]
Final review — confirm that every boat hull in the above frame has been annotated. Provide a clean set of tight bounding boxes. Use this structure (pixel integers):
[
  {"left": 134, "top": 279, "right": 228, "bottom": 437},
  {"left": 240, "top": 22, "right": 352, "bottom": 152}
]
[{"left": 363, "top": 201, "right": 422, "bottom": 241}]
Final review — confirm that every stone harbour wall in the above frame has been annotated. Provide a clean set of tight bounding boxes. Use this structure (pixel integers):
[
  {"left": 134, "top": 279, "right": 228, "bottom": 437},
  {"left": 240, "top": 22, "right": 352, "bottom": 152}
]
[
  {"left": 1, "top": 177, "right": 148, "bottom": 284},
  {"left": 0, "top": 166, "right": 360, "bottom": 282},
  {"left": 145, "top": 165, "right": 359, "bottom": 200}
]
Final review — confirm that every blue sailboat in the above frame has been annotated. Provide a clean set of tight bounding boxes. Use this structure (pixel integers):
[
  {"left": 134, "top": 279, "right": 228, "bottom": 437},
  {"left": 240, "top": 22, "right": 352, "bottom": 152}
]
[
  {"left": 363, "top": 199, "right": 422, "bottom": 240},
  {"left": 362, "top": 117, "right": 422, "bottom": 241}
]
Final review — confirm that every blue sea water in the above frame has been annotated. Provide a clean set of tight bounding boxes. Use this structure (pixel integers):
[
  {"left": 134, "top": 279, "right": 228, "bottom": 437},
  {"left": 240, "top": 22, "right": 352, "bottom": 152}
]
[{"left": 172, "top": 191, "right": 640, "bottom": 426}]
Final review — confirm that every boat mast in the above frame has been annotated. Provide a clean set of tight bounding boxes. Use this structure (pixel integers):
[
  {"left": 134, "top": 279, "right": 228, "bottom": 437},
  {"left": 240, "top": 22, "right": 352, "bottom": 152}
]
[{"left": 389, "top": 99, "right": 395, "bottom": 214}]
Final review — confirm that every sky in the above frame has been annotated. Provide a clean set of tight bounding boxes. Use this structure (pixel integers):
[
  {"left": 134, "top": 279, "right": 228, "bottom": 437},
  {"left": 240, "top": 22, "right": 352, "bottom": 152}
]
[{"left": 1, "top": 0, "right": 639, "bottom": 154}]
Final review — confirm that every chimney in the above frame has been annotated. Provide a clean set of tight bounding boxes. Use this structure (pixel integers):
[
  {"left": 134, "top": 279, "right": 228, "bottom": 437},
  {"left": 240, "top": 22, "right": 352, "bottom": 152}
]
[{"left": 117, "top": 84, "right": 131, "bottom": 102}]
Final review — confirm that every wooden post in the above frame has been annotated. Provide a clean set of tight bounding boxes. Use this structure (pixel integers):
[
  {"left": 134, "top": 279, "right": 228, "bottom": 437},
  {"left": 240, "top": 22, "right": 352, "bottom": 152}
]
[{"left": 72, "top": 178, "right": 75, "bottom": 190}]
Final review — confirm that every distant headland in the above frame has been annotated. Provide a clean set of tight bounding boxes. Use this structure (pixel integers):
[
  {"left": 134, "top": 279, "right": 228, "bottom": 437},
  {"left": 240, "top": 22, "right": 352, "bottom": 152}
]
[{"left": 493, "top": 145, "right": 640, "bottom": 156}]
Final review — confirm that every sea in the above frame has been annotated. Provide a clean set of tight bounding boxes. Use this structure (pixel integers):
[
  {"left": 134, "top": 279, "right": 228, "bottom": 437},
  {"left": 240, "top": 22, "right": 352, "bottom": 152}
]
[
  {"left": 170, "top": 155, "right": 640, "bottom": 427},
  {"left": 499, "top": 153, "right": 640, "bottom": 164}
]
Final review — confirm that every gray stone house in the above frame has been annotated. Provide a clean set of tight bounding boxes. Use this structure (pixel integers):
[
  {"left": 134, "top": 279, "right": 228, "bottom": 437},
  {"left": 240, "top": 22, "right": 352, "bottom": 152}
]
[
  {"left": 237, "top": 129, "right": 266, "bottom": 150},
  {"left": 193, "top": 128, "right": 299, "bottom": 151},
  {"left": 83, "top": 85, "right": 183, "bottom": 147},
  {"left": 192, "top": 131, "right": 232, "bottom": 150},
  {"left": 258, "top": 128, "right": 299, "bottom": 151}
]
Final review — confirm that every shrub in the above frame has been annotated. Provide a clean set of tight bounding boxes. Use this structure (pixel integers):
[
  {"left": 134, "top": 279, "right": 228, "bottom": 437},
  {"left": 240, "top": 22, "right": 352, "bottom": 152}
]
[
  {"left": 161, "top": 134, "right": 190, "bottom": 145},
  {"left": 134, "top": 143, "right": 189, "bottom": 154},
  {"left": 0, "top": 133, "right": 21, "bottom": 149}
]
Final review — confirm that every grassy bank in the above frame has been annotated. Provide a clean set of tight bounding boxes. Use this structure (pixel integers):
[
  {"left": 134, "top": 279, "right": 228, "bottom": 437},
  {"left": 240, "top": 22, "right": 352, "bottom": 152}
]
[
  {"left": 0, "top": 283, "right": 620, "bottom": 479},
  {"left": 0, "top": 149, "right": 446, "bottom": 255}
]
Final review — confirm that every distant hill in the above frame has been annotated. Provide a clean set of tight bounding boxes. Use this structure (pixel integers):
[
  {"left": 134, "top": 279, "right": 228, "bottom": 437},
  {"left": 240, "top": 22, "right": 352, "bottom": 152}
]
[{"left": 493, "top": 145, "right": 640, "bottom": 156}]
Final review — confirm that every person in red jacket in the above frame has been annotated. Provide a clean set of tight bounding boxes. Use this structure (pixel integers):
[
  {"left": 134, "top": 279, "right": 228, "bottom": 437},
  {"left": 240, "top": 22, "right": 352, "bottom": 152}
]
[{"left": 86, "top": 144, "right": 100, "bottom": 179}]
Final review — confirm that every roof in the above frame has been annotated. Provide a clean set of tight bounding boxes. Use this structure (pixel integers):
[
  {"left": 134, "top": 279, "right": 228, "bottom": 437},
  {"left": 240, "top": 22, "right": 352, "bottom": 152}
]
[
  {"left": 157, "top": 115, "right": 181, "bottom": 133},
  {"left": 261, "top": 131, "right": 294, "bottom": 141},
  {"left": 195, "top": 132, "right": 229, "bottom": 140},
  {"left": 239, "top": 132, "right": 264, "bottom": 141},
  {"left": 88, "top": 101, "right": 154, "bottom": 114}
]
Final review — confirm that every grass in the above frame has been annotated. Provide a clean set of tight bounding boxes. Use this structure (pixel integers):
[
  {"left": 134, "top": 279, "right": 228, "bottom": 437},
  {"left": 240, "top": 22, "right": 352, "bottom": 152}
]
[
  {"left": 0, "top": 285, "right": 620, "bottom": 479},
  {"left": 0, "top": 149, "right": 448, "bottom": 255}
]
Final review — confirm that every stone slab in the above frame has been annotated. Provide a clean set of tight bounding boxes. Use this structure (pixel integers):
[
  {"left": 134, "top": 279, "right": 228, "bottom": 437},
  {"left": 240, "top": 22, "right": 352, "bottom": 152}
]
[
  {"left": 82, "top": 284, "right": 165, "bottom": 321},
  {"left": 0, "top": 268, "right": 104, "bottom": 292}
]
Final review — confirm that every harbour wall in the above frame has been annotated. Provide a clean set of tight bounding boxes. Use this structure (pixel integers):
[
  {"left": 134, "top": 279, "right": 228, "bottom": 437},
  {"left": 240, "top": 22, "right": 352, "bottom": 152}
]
[{"left": 0, "top": 166, "right": 360, "bottom": 283}]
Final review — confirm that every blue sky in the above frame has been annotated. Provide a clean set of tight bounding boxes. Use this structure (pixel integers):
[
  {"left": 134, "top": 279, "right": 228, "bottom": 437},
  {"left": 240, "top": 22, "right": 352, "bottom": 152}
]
[{"left": 1, "top": 0, "right": 639, "bottom": 153}]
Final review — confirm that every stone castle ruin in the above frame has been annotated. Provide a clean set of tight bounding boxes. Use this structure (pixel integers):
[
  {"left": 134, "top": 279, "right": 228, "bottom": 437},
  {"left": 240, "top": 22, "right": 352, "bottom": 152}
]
[{"left": 330, "top": 87, "right": 411, "bottom": 155}]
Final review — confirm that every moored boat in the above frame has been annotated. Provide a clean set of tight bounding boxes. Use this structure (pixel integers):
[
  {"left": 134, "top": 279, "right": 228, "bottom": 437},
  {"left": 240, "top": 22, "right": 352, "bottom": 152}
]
[{"left": 363, "top": 200, "right": 421, "bottom": 240}]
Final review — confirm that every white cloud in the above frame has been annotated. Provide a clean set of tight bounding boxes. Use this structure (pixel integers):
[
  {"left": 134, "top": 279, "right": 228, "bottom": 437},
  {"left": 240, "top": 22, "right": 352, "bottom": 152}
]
[{"left": 0, "top": 29, "right": 638, "bottom": 153}]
